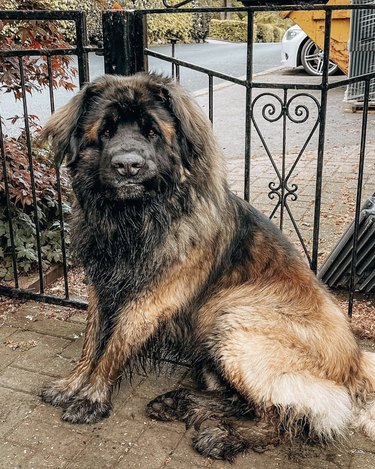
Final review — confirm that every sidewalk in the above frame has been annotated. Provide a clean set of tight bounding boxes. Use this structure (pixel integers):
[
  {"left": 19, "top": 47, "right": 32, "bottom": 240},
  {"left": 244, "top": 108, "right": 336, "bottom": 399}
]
[
  {"left": 1, "top": 300, "right": 375, "bottom": 469},
  {"left": 1, "top": 68, "right": 375, "bottom": 469}
]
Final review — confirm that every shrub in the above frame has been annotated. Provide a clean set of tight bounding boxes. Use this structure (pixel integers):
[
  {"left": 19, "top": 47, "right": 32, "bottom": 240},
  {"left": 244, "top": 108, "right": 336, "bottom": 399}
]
[
  {"left": 209, "top": 12, "right": 292, "bottom": 43},
  {"left": 0, "top": 138, "right": 72, "bottom": 280},
  {"left": 121, "top": 0, "right": 193, "bottom": 44},
  {"left": 1, "top": 0, "right": 107, "bottom": 44},
  {"left": 256, "top": 23, "right": 274, "bottom": 43},
  {"left": 147, "top": 12, "right": 193, "bottom": 44},
  {"left": 209, "top": 19, "right": 249, "bottom": 43},
  {"left": 0, "top": 0, "right": 75, "bottom": 279}
]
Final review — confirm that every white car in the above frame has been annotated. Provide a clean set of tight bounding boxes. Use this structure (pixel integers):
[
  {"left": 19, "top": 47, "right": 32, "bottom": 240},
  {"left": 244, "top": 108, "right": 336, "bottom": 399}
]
[{"left": 281, "top": 25, "right": 339, "bottom": 76}]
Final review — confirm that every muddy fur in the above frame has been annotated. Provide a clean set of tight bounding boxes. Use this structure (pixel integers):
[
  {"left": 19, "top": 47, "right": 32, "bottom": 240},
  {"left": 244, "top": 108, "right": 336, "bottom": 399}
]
[
  {"left": 40, "top": 72, "right": 375, "bottom": 461},
  {"left": 146, "top": 388, "right": 256, "bottom": 428}
]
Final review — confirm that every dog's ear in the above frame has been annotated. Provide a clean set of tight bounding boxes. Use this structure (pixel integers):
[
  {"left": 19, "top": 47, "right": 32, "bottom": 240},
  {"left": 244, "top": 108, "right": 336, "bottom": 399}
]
[
  {"left": 40, "top": 76, "right": 114, "bottom": 167},
  {"left": 157, "top": 80, "right": 214, "bottom": 164}
]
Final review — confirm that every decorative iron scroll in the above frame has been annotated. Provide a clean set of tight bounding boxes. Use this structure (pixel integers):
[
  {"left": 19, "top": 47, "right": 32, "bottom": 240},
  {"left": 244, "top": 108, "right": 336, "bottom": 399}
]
[
  {"left": 251, "top": 92, "right": 321, "bottom": 259},
  {"left": 162, "top": 0, "right": 195, "bottom": 8}
]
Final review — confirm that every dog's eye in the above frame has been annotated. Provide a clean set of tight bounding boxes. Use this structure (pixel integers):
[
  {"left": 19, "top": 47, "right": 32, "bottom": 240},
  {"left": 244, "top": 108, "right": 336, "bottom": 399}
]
[
  {"left": 103, "top": 128, "right": 112, "bottom": 139},
  {"left": 148, "top": 129, "right": 158, "bottom": 139}
]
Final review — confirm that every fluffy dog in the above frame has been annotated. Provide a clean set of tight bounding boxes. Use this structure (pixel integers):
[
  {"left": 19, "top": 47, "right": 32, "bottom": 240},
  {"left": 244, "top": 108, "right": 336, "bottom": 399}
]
[{"left": 40, "top": 73, "right": 375, "bottom": 461}]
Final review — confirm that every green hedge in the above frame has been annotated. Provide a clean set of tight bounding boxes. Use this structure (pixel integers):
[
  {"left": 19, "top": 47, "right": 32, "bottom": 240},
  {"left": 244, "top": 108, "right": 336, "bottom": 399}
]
[
  {"left": 2, "top": 0, "right": 196, "bottom": 45},
  {"left": 209, "top": 13, "right": 291, "bottom": 43},
  {"left": 147, "top": 13, "right": 193, "bottom": 44},
  {"left": 209, "top": 19, "right": 249, "bottom": 43}
]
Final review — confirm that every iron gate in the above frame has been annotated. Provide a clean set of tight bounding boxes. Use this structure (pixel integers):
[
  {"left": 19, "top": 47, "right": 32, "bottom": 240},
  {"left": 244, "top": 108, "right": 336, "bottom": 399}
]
[{"left": 0, "top": 3, "right": 374, "bottom": 316}]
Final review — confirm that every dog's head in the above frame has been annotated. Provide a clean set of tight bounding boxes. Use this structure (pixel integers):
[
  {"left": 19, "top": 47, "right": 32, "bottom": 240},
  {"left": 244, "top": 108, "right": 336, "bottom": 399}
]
[{"left": 41, "top": 73, "right": 220, "bottom": 203}]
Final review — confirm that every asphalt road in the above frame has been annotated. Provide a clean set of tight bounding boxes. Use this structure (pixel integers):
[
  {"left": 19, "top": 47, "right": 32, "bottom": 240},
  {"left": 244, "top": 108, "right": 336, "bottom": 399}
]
[
  {"left": 147, "top": 41, "right": 282, "bottom": 91},
  {"left": 1, "top": 41, "right": 282, "bottom": 135}
]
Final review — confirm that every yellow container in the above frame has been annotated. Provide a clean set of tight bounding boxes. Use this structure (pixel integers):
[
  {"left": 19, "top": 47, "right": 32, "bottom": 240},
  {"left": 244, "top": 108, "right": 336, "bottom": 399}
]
[{"left": 281, "top": 0, "right": 350, "bottom": 74}]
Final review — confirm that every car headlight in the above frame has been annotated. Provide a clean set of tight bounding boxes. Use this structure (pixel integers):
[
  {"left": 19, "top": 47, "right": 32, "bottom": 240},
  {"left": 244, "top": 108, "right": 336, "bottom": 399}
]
[{"left": 285, "top": 28, "right": 302, "bottom": 41}]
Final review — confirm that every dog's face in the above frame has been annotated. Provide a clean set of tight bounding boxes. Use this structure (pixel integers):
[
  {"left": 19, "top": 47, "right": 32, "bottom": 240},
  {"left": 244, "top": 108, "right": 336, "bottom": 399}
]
[
  {"left": 41, "top": 73, "right": 214, "bottom": 204},
  {"left": 72, "top": 79, "right": 179, "bottom": 201},
  {"left": 97, "top": 117, "right": 162, "bottom": 201}
]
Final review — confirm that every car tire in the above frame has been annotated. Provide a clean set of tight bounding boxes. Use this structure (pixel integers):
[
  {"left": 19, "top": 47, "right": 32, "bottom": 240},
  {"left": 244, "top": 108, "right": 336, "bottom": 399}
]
[{"left": 300, "top": 39, "right": 339, "bottom": 76}]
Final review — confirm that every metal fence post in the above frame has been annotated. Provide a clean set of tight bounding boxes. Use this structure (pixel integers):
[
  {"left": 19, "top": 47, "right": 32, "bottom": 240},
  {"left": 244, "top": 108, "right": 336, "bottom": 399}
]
[
  {"left": 102, "top": 9, "right": 147, "bottom": 76},
  {"left": 75, "top": 11, "right": 90, "bottom": 87}
]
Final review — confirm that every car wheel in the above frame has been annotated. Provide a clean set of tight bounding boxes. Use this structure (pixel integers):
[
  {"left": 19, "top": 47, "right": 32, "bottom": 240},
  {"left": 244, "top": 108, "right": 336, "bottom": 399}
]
[{"left": 300, "top": 39, "right": 339, "bottom": 76}]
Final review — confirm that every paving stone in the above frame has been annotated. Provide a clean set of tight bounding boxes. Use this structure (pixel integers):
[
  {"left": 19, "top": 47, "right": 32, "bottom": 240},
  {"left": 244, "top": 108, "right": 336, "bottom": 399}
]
[
  {"left": 117, "top": 427, "right": 183, "bottom": 469},
  {"left": 349, "top": 452, "right": 375, "bottom": 469},
  {"left": 0, "top": 441, "right": 35, "bottom": 468},
  {"left": 66, "top": 419, "right": 156, "bottom": 469},
  {"left": 243, "top": 447, "right": 301, "bottom": 469},
  {"left": 111, "top": 373, "right": 146, "bottom": 404},
  {"left": 36, "top": 355, "right": 74, "bottom": 378},
  {"left": 165, "top": 456, "right": 215, "bottom": 469},
  {"left": 113, "top": 395, "right": 153, "bottom": 422},
  {"left": 349, "top": 431, "right": 375, "bottom": 455},
  {"left": 60, "top": 336, "right": 84, "bottom": 361},
  {"left": 0, "top": 366, "right": 46, "bottom": 394},
  {"left": 22, "top": 455, "right": 69, "bottom": 469},
  {"left": 2, "top": 305, "right": 42, "bottom": 329},
  {"left": 134, "top": 367, "right": 189, "bottom": 400},
  {"left": 67, "top": 312, "right": 87, "bottom": 325},
  {"left": 9, "top": 331, "right": 71, "bottom": 376},
  {"left": 25, "top": 318, "right": 84, "bottom": 340},
  {"left": 0, "top": 341, "right": 23, "bottom": 372},
  {"left": 0, "top": 388, "right": 38, "bottom": 437},
  {"left": 0, "top": 325, "right": 18, "bottom": 341},
  {"left": 7, "top": 420, "right": 92, "bottom": 461},
  {"left": 67, "top": 438, "right": 131, "bottom": 469},
  {"left": 27, "top": 403, "right": 68, "bottom": 426},
  {"left": 94, "top": 418, "right": 150, "bottom": 445}
]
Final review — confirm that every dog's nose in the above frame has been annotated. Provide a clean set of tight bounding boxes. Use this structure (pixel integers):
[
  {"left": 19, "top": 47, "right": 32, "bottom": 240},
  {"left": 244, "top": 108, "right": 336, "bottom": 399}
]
[{"left": 111, "top": 153, "right": 145, "bottom": 177}]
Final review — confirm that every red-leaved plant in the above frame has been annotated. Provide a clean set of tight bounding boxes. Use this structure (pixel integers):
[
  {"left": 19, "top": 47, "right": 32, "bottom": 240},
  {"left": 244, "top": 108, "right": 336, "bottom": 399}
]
[{"left": 0, "top": 0, "right": 76, "bottom": 280}]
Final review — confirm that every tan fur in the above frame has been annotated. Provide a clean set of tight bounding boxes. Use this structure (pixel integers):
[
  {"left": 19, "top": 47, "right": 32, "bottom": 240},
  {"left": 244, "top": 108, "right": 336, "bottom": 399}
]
[
  {"left": 151, "top": 113, "right": 175, "bottom": 145},
  {"left": 88, "top": 243, "right": 217, "bottom": 393},
  {"left": 40, "top": 73, "right": 375, "bottom": 448},
  {"left": 85, "top": 121, "right": 101, "bottom": 143}
]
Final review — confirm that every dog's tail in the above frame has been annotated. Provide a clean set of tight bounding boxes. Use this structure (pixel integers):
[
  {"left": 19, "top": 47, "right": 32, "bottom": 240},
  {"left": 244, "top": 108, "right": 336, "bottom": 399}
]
[
  {"left": 353, "top": 351, "right": 375, "bottom": 439},
  {"left": 219, "top": 334, "right": 375, "bottom": 445},
  {"left": 266, "top": 350, "right": 375, "bottom": 443}
]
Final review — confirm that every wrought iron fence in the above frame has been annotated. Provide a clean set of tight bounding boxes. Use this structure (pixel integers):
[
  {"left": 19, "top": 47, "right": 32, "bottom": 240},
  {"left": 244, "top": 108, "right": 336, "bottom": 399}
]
[
  {"left": 0, "top": 4, "right": 374, "bottom": 316},
  {"left": 0, "top": 10, "right": 91, "bottom": 308}
]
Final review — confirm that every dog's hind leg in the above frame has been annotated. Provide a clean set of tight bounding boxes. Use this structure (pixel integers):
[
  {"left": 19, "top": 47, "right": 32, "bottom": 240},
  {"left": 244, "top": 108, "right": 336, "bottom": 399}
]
[
  {"left": 192, "top": 418, "right": 280, "bottom": 462},
  {"left": 40, "top": 286, "right": 100, "bottom": 407},
  {"left": 215, "top": 329, "right": 354, "bottom": 443},
  {"left": 147, "top": 388, "right": 277, "bottom": 462},
  {"left": 146, "top": 388, "right": 255, "bottom": 428}
]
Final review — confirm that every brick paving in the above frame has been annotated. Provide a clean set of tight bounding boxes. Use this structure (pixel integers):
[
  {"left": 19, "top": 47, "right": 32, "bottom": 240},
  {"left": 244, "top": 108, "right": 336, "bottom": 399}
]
[
  {"left": 1, "top": 69, "right": 375, "bottom": 468},
  {"left": 1, "top": 301, "right": 375, "bottom": 468}
]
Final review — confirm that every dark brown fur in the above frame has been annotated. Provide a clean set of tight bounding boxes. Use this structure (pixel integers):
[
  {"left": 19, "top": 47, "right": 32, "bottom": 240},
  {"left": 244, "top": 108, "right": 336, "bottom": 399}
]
[{"left": 40, "top": 73, "right": 375, "bottom": 461}]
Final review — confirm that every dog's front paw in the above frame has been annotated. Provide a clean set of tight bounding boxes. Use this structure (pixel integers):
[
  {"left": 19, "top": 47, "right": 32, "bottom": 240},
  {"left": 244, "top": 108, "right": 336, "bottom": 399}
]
[
  {"left": 62, "top": 395, "right": 112, "bottom": 424},
  {"left": 40, "top": 381, "right": 76, "bottom": 407}
]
